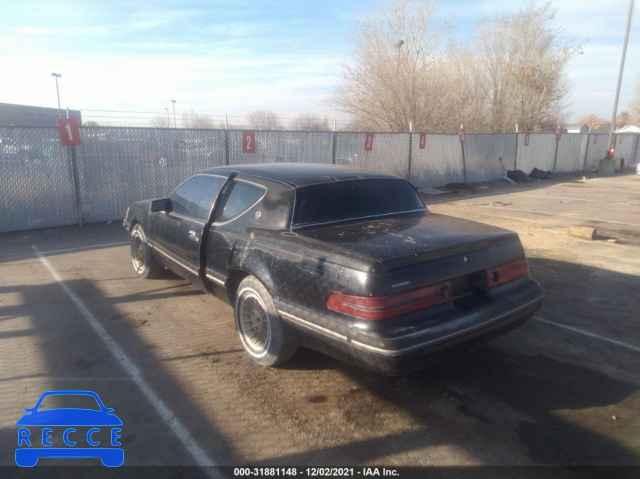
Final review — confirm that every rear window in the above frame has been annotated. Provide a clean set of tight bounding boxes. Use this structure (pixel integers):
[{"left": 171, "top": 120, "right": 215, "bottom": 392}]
[{"left": 292, "top": 179, "right": 425, "bottom": 226}]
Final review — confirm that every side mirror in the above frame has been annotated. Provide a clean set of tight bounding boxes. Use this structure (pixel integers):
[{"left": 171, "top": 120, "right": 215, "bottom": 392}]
[{"left": 151, "top": 198, "right": 171, "bottom": 212}]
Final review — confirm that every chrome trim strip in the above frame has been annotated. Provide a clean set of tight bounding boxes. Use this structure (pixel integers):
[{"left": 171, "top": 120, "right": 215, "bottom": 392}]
[
  {"left": 278, "top": 310, "right": 348, "bottom": 342},
  {"left": 150, "top": 243, "right": 199, "bottom": 275},
  {"left": 350, "top": 297, "right": 543, "bottom": 357},
  {"left": 205, "top": 274, "right": 225, "bottom": 286}
]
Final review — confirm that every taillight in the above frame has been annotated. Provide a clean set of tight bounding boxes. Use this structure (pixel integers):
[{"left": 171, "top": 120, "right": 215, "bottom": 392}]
[
  {"left": 327, "top": 282, "right": 452, "bottom": 321},
  {"left": 486, "top": 259, "right": 529, "bottom": 287}
]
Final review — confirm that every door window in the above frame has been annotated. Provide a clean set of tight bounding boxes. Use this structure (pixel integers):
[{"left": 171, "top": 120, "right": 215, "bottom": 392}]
[
  {"left": 218, "top": 181, "right": 266, "bottom": 222},
  {"left": 171, "top": 175, "right": 225, "bottom": 221}
]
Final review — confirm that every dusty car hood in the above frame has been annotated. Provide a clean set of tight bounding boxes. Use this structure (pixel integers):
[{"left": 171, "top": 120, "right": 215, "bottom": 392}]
[{"left": 298, "top": 213, "right": 518, "bottom": 268}]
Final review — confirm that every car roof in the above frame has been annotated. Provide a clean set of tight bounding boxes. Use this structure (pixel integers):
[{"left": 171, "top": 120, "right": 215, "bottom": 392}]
[{"left": 198, "top": 163, "right": 400, "bottom": 188}]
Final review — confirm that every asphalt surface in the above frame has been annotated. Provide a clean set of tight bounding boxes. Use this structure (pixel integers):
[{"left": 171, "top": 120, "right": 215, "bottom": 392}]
[{"left": 1, "top": 171, "right": 639, "bottom": 474}]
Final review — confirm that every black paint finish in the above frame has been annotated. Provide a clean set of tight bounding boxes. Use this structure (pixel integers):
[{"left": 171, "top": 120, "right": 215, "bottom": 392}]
[{"left": 123, "top": 164, "right": 544, "bottom": 375}]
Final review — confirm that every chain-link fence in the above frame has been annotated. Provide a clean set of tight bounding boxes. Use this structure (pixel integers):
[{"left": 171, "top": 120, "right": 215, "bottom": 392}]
[
  {"left": 228, "top": 130, "right": 333, "bottom": 165},
  {"left": 335, "top": 132, "right": 410, "bottom": 178},
  {"left": 1, "top": 126, "right": 639, "bottom": 233},
  {"left": 464, "top": 134, "right": 517, "bottom": 183},
  {"left": 410, "top": 133, "right": 465, "bottom": 188}
]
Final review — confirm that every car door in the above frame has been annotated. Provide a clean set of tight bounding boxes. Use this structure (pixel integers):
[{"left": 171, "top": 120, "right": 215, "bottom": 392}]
[
  {"left": 204, "top": 179, "right": 268, "bottom": 290},
  {"left": 152, "top": 174, "right": 227, "bottom": 285}
]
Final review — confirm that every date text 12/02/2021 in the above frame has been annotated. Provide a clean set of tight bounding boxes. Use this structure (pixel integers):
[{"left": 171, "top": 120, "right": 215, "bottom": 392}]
[{"left": 233, "top": 468, "right": 400, "bottom": 477}]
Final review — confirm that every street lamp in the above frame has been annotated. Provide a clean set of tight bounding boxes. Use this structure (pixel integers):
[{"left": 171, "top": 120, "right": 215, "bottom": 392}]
[
  {"left": 165, "top": 107, "right": 170, "bottom": 127},
  {"left": 171, "top": 100, "right": 176, "bottom": 128},
  {"left": 51, "top": 73, "right": 62, "bottom": 118}
]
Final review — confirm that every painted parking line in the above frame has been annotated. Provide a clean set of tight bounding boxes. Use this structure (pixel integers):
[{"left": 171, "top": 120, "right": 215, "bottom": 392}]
[
  {"left": 535, "top": 316, "right": 640, "bottom": 354},
  {"left": 550, "top": 184, "right": 640, "bottom": 194},
  {"left": 38, "top": 241, "right": 129, "bottom": 255},
  {"left": 476, "top": 204, "right": 640, "bottom": 228},
  {"left": 31, "top": 244, "right": 220, "bottom": 475},
  {"left": 516, "top": 192, "right": 634, "bottom": 206}
]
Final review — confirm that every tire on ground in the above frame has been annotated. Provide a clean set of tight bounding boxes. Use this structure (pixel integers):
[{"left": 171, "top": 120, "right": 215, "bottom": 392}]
[
  {"left": 130, "top": 224, "right": 164, "bottom": 279},
  {"left": 234, "top": 276, "right": 298, "bottom": 367}
]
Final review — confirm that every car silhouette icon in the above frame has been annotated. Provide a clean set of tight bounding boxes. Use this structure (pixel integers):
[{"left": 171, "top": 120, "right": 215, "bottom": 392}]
[{"left": 15, "top": 390, "right": 123, "bottom": 467}]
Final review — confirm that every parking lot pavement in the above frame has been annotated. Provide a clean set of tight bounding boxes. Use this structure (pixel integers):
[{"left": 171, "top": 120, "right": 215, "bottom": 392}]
[{"left": 1, "top": 172, "right": 639, "bottom": 469}]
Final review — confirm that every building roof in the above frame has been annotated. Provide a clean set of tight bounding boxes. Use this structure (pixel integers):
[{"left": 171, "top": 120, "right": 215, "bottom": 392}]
[
  {"left": 614, "top": 125, "right": 640, "bottom": 134},
  {"left": 0, "top": 103, "right": 82, "bottom": 127}
]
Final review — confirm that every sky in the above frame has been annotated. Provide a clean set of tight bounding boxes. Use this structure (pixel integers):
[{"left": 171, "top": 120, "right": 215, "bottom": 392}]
[{"left": 0, "top": 0, "right": 638, "bottom": 126}]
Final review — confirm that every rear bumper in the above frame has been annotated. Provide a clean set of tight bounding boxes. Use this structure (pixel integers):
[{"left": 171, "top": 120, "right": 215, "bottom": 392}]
[
  {"left": 280, "top": 277, "right": 543, "bottom": 376},
  {"left": 347, "top": 277, "right": 543, "bottom": 375}
]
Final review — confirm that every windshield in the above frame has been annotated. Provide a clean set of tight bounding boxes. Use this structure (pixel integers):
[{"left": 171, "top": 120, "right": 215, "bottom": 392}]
[{"left": 292, "top": 178, "right": 425, "bottom": 227}]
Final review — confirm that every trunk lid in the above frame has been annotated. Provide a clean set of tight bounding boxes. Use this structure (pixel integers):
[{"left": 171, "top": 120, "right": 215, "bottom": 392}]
[{"left": 298, "top": 213, "right": 524, "bottom": 295}]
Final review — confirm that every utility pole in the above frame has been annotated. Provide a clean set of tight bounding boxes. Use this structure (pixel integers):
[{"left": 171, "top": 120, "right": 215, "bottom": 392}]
[{"left": 608, "top": 0, "right": 634, "bottom": 152}]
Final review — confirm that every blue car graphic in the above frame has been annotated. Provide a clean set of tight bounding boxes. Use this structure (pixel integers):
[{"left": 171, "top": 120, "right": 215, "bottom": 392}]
[{"left": 15, "top": 390, "right": 123, "bottom": 467}]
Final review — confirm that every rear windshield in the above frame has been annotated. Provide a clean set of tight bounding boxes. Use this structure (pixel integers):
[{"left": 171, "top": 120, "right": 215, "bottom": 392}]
[{"left": 292, "top": 178, "right": 425, "bottom": 226}]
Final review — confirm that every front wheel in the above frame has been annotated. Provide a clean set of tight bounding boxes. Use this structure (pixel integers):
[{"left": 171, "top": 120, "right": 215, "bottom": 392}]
[
  {"left": 130, "top": 224, "right": 164, "bottom": 279},
  {"left": 234, "top": 276, "right": 298, "bottom": 367}
]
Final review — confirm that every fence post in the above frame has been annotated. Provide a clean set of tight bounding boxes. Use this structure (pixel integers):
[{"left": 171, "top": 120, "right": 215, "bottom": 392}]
[
  {"left": 69, "top": 145, "right": 84, "bottom": 227},
  {"left": 407, "top": 133, "right": 413, "bottom": 181},
  {"left": 331, "top": 131, "right": 337, "bottom": 165},
  {"left": 224, "top": 129, "right": 230, "bottom": 166},
  {"left": 514, "top": 132, "right": 518, "bottom": 170},
  {"left": 460, "top": 133, "right": 468, "bottom": 184},
  {"left": 552, "top": 133, "right": 560, "bottom": 173},
  {"left": 582, "top": 133, "right": 591, "bottom": 171}
]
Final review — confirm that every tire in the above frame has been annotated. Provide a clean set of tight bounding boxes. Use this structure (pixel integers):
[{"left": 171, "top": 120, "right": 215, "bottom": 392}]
[
  {"left": 130, "top": 224, "right": 164, "bottom": 279},
  {"left": 234, "top": 276, "right": 298, "bottom": 367}
]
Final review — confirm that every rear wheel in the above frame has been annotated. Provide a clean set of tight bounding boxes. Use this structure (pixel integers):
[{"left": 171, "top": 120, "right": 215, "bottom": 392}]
[
  {"left": 130, "top": 224, "right": 164, "bottom": 279},
  {"left": 234, "top": 276, "right": 298, "bottom": 366}
]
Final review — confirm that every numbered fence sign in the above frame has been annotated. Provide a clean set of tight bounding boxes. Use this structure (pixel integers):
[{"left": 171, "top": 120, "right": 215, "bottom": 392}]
[
  {"left": 524, "top": 133, "right": 530, "bottom": 146},
  {"left": 556, "top": 128, "right": 562, "bottom": 141},
  {"left": 594, "top": 134, "right": 598, "bottom": 145},
  {"left": 57, "top": 118, "right": 81, "bottom": 146},
  {"left": 364, "top": 133, "right": 374, "bottom": 151},
  {"left": 419, "top": 133, "right": 427, "bottom": 149},
  {"left": 459, "top": 129, "right": 466, "bottom": 143},
  {"left": 243, "top": 131, "right": 256, "bottom": 153}
]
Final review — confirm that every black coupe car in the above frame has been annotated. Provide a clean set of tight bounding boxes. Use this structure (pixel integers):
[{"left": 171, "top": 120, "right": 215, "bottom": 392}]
[{"left": 123, "top": 163, "right": 543, "bottom": 375}]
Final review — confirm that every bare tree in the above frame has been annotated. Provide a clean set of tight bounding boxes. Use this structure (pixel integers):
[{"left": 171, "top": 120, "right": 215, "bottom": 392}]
[
  {"left": 247, "top": 109, "right": 282, "bottom": 130},
  {"left": 182, "top": 110, "right": 217, "bottom": 129},
  {"left": 438, "top": 45, "right": 488, "bottom": 132},
  {"left": 631, "top": 74, "right": 640, "bottom": 125},
  {"left": 474, "top": 1, "right": 580, "bottom": 132},
  {"left": 615, "top": 111, "right": 632, "bottom": 128},
  {"left": 292, "top": 113, "right": 329, "bottom": 130},
  {"left": 331, "top": 0, "right": 449, "bottom": 132},
  {"left": 151, "top": 115, "right": 170, "bottom": 128},
  {"left": 578, "top": 114, "right": 610, "bottom": 132}
]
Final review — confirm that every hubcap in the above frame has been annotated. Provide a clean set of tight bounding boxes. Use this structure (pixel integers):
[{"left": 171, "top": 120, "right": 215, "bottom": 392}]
[
  {"left": 239, "top": 295, "right": 270, "bottom": 353},
  {"left": 131, "top": 234, "right": 145, "bottom": 273}
]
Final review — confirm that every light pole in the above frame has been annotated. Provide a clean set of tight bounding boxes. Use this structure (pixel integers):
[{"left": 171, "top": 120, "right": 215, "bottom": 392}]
[
  {"left": 51, "top": 73, "right": 62, "bottom": 118},
  {"left": 171, "top": 100, "right": 176, "bottom": 128},
  {"left": 165, "top": 107, "right": 170, "bottom": 127}
]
